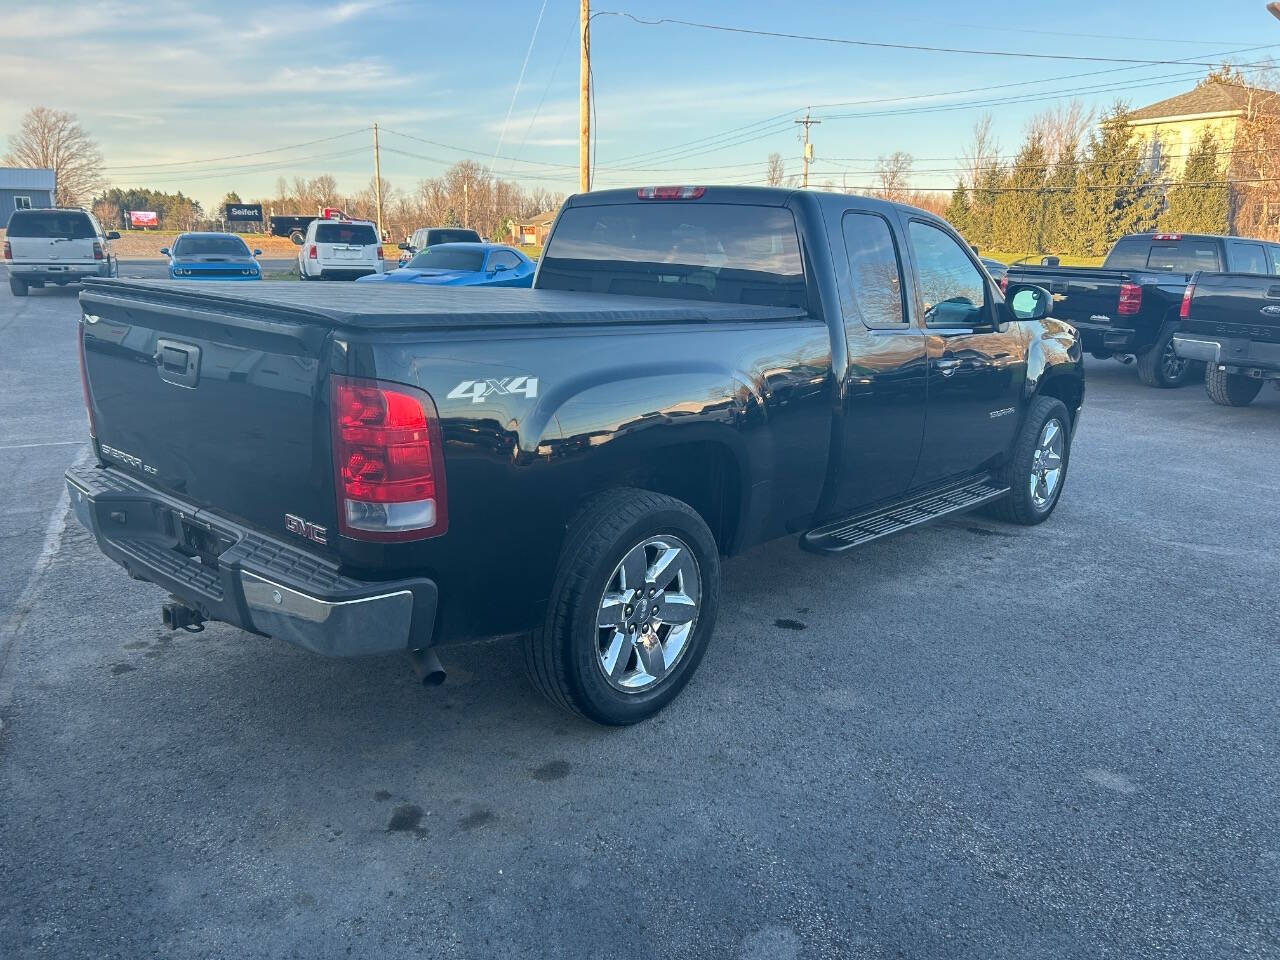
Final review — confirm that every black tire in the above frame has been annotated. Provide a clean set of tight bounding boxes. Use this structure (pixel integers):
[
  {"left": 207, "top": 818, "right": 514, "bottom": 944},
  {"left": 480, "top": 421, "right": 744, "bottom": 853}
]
[
  {"left": 9, "top": 277, "right": 28, "bottom": 297},
  {"left": 525, "top": 488, "right": 720, "bottom": 725},
  {"left": 1205, "top": 365, "right": 1263, "bottom": 407},
  {"left": 987, "top": 396, "right": 1072, "bottom": 526},
  {"left": 289, "top": 230, "right": 305, "bottom": 245},
  {"left": 1136, "top": 321, "right": 1193, "bottom": 388}
]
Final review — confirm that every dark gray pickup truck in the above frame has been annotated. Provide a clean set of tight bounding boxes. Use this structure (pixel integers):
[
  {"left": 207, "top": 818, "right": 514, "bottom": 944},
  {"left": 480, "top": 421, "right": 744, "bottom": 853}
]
[
  {"left": 67, "top": 186, "right": 1083, "bottom": 724},
  {"left": 1174, "top": 271, "right": 1280, "bottom": 407}
]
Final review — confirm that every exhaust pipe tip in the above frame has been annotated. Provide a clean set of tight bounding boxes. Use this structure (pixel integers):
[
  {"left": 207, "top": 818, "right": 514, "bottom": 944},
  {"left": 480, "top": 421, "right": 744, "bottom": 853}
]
[{"left": 409, "top": 647, "right": 446, "bottom": 687}]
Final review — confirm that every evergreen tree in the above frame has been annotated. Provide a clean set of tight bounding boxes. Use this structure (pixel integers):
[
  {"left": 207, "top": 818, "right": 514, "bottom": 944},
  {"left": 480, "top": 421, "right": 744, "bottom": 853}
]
[
  {"left": 990, "top": 135, "right": 1049, "bottom": 254},
  {"left": 1067, "top": 103, "right": 1163, "bottom": 257},
  {"left": 944, "top": 184, "right": 971, "bottom": 238},
  {"left": 969, "top": 162, "right": 1006, "bottom": 251},
  {"left": 1160, "top": 127, "right": 1230, "bottom": 235},
  {"left": 1043, "top": 138, "right": 1079, "bottom": 254}
]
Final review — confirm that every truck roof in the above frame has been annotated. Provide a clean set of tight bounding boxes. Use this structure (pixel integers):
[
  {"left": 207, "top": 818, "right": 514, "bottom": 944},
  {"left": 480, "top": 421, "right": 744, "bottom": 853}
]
[
  {"left": 80, "top": 279, "right": 807, "bottom": 331},
  {"left": 565, "top": 184, "right": 934, "bottom": 220}
]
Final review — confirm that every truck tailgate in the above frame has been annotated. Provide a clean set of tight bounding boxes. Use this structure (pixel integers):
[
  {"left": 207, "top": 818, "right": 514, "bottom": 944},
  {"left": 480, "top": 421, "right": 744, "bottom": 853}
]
[
  {"left": 1186, "top": 272, "right": 1280, "bottom": 344},
  {"left": 78, "top": 281, "right": 337, "bottom": 553},
  {"left": 1005, "top": 267, "right": 1139, "bottom": 322}
]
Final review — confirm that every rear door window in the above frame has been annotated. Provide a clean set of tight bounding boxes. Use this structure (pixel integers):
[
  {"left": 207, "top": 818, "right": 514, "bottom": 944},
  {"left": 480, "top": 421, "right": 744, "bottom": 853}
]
[
  {"left": 1145, "top": 241, "right": 1221, "bottom": 273},
  {"left": 1268, "top": 245, "right": 1280, "bottom": 275},
  {"left": 6, "top": 210, "right": 96, "bottom": 238},
  {"left": 538, "top": 202, "right": 806, "bottom": 308},
  {"left": 1229, "top": 242, "right": 1269, "bottom": 275},
  {"left": 315, "top": 223, "right": 378, "bottom": 245},
  {"left": 841, "top": 211, "right": 906, "bottom": 328}
]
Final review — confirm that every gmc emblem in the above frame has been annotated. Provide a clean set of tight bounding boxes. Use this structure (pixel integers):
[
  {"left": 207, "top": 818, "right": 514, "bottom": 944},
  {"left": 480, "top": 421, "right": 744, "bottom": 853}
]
[{"left": 285, "top": 513, "right": 328, "bottom": 545}]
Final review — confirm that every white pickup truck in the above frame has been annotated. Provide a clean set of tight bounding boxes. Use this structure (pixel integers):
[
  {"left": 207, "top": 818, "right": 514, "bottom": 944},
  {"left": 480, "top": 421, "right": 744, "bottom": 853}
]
[{"left": 4, "top": 207, "right": 119, "bottom": 296}]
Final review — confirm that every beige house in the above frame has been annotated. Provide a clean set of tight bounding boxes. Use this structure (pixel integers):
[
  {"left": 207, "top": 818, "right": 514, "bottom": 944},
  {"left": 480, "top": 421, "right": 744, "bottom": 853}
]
[
  {"left": 509, "top": 210, "right": 558, "bottom": 248},
  {"left": 1128, "top": 82, "right": 1279, "bottom": 175}
]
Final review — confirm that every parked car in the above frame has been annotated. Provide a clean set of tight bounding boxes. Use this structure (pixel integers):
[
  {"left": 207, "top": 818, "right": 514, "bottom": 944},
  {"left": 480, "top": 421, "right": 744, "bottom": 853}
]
[
  {"left": 161, "top": 232, "right": 261, "bottom": 281},
  {"left": 1173, "top": 270, "right": 1280, "bottom": 407},
  {"left": 297, "top": 214, "right": 385, "bottom": 281},
  {"left": 397, "top": 226, "right": 482, "bottom": 265},
  {"left": 358, "top": 243, "right": 534, "bottom": 288},
  {"left": 980, "top": 257, "right": 1008, "bottom": 284},
  {"left": 1005, "top": 232, "right": 1280, "bottom": 387},
  {"left": 3, "top": 207, "right": 119, "bottom": 296},
  {"left": 68, "top": 185, "right": 1082, "bottom": 725}
]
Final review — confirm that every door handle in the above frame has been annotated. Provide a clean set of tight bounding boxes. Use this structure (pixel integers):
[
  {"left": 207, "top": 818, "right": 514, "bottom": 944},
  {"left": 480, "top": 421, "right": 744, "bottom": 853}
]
[{"left": 935, "top": 358, "right": 961, "bottom": 376}]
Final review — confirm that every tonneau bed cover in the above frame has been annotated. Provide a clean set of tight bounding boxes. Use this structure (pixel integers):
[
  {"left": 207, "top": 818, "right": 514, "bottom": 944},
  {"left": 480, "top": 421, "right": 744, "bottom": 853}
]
[{"left": 80, "top": 279, "right": 808, "bottom": 331}]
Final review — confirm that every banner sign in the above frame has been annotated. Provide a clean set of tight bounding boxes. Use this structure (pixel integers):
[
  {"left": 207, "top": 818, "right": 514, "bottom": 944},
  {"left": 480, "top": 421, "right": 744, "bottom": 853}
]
[
  {"left": 225, "top": 203, "right": 263, "bottom": 221},
  {"left": 129, "top": 211, "right": 158, "bottom": 228}
]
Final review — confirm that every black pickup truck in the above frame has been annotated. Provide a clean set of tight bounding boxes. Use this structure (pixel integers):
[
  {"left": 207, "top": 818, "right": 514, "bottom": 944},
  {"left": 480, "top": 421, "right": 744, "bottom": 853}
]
[
  {"left": 1174, "top": 271, "right": 1280, "bottom": 406},
  {"left": 67, "top": 186, "right": 1084, "bottom": 724},
  {"left": 1005, "top": 233, "right": 1280, "bottom": 388}
]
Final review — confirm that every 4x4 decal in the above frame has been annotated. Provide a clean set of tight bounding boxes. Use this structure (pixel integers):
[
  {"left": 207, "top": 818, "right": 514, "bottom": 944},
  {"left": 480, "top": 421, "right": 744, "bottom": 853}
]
[{"left": 447, "top": 377, "right": 539, "bottom": 404}]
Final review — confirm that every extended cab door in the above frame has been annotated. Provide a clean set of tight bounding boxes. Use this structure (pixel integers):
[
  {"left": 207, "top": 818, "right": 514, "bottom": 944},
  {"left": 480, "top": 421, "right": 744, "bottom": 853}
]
[
  {"left": 827, "top": 209, "right": 928, "bottom": 513},
  {"left": 901, "top": 217, "right": 1027, "bottom": 487}
]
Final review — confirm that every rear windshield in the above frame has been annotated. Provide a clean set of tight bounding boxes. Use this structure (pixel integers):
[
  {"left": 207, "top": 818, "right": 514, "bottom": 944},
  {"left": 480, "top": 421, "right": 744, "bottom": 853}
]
[
  {"left": 407, "top": 247, "right": 484, "bottom": 271},
  {"left": 537, "top": 202, "right": 806, "bottom": 308},
  {"left": 315, "top": 223, "right": 378, "bottom": 245},
  {"left": 1104, "top": 237, "right": 1221, "bottom": 272},
  {"left": 425, "top": 229, "right": 480, "bottom": 245},
  {"left": 173, "top": 235, "right": 249, "bottom": 256},
  {"left": 6, "top": 210, "right": 95, "bottom": 239}
]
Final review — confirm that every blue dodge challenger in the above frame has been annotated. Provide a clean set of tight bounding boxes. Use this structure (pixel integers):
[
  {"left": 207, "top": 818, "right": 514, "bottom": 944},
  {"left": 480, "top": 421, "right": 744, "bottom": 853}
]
[
  {"left": 356, "top": 242, "right": 534, "bottom": 287},
  {"left": 161, "top": 233, "right": 262, "bottom": 280}
]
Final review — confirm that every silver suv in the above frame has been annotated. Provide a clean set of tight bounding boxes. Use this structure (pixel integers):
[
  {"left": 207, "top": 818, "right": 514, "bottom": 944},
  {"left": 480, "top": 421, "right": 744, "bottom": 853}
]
[{"left": 4, "top": 208, "right": 119, "bottom": 296}]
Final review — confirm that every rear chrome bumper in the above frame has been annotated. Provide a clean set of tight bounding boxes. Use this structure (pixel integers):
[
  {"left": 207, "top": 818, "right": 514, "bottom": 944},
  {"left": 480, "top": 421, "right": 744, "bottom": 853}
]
[
  {"left": 1173, "top": 334, "right": 1280, "bottom": 375},
  {"left": 65, "top": 463, "right": 437, "bottom": 656},
  {"left": 10, "top": 262, "right": 112, "bottom": 279}
]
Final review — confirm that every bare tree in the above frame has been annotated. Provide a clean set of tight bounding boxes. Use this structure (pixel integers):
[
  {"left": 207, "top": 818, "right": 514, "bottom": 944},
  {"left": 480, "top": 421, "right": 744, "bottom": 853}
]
[
  {"left": 766, "top": 152, "right": 785, "bottom": 187},
  {"left": 874, "top": 151, "right": 913, "bottom": 202},
  {"left": 1027, "top": 99, "right": 1095, "bottom": 169},
  {"left": 4, "top": 106, "right": 104, "bottom": 206},
  {"left": 960, "top": 112, "right": 999, "bottom": 191}
]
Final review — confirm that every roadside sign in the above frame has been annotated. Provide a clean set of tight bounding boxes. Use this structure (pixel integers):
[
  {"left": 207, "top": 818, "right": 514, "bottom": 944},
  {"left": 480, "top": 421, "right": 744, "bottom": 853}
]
[
  {"left": 129, "top": 211, "right": 158, "bottom": 228},
  {"left": 225, "top": 203, "right": 263, "bottom": 222}
]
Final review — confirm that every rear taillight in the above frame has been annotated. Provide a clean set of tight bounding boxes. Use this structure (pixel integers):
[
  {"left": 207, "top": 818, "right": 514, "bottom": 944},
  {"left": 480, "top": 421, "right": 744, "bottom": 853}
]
[
  {"left": 999, "top": 275, "right": 1009, "bottom": 295},
  {"left": 92, "top": 241, "right": 104, "bottom": 261},
  {"left": 376, "top": 245, "right": 384, "bottom": 260},
  {"left": 2, "top": 240, "right": 10, "bottom": 260},
  {"left": 1180, "top": 282, "right": 1195, "bottom": 319},
  {"left": 331, "top": 375, "right": 447, "bottom": 541},
  {"left": 636, "top": 185, "right": 706, "bottom": 199},
  {"left": 78, "top": 322, "right": 97, "bottom": 439},
  {"left": 308, "top": 244, "right": 318, "bottom": 259},
  {"left": 1118, "top": 282, "right": 1143, "bottom": 316}
]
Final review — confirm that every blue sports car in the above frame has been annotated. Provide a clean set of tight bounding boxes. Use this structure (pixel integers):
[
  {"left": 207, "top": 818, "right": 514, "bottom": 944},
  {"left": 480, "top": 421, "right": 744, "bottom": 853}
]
[
  {"left": 161, "top": 232, "right": 261, "bottom": 280},
  {"left": 356, "top": 242, "right": 534, "bottom": 288}
]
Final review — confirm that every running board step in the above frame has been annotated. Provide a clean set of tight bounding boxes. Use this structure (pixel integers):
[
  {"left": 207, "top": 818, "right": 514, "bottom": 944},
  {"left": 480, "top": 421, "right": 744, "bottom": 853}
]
[{"left": 801, "top": 476, "right": 1010, "bottom": 554}]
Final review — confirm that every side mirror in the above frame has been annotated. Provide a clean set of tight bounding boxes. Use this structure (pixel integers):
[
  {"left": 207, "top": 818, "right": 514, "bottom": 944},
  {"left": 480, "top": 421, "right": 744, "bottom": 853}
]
[
  {"left": 252, "top": 248, "right": 262, "bottom": 256},
  {"left": 1040, "top": 255, "right": 1060, "bottom": 267},
  {"left": 1007, "top": 283, "right": 1053, "bottom": 322},
  {"left": 492, "top": 263, "right": 509, "bottom": 273},
  {"left": 159, "top": 247, "right": 170, "bottom": 256},
  {"left": 106, "top": 231, "right": 120, "bottom": 240},
  {"left": 398, "top": 242, "right": 411, "bottom": 250}
]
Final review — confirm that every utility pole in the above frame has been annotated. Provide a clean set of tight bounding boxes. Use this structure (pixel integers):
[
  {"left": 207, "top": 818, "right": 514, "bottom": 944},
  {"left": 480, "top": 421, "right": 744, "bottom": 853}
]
[
  {"left": 372, "top": 122, "right": 384, "bottom": 240},
  {"left": 795, "top": 109, "right": 820, "bottom": 189},
  {"left": 579, "top": 0, "right": 590, "bottom": 193}
]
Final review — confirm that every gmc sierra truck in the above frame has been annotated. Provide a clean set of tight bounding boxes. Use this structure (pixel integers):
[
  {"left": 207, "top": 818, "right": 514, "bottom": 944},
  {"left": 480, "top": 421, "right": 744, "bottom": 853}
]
[
  {"left": 1005, "top": 232, "right": 1280, "bottom": 388},
  {"left": 1174, "top": 270, "right": 1280, "bottom": 407},
  {"left": 67, "top": 186, "right": 1084, "bottom": 725}
]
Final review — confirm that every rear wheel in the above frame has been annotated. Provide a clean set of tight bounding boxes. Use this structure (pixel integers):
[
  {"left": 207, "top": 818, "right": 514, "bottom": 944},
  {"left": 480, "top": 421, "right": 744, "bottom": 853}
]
[
  {"left": 9, "top": 277, "right": 28, "bottom": 297},
  {"left": 1205, "top": 365, "right": 1264, "bottom": 407},
  {"left": 988, "top": 396, "right": 1071, "bottom": 526},
  {"left": 1136, "top": 322, "right": 1192, "bottom": 388},
  {"left": 525, "top": 488, "right": 720, "bottom": 725}
]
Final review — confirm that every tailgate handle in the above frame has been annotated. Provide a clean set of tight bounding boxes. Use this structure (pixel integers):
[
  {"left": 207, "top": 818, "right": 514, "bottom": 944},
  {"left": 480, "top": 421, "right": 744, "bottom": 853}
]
[{"left": 155, "top": 338, "right": 201, "bottom": 389}]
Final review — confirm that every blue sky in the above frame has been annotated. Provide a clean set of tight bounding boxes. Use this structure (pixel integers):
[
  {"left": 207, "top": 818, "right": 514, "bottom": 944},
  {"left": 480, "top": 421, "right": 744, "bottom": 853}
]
[{"left": 2, "top": 0, "right": 1278, "bottom": 208}]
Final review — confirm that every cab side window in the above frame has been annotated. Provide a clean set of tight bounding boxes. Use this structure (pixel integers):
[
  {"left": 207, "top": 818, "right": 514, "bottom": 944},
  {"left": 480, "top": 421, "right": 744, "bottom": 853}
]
[
  {"left": 907, "top": 221, "right": 987, "bottom": 328},
  {"left": 1230, "top": 242, "right": 1269, "bottom": 275},
  {"left": 841, "top": 212, "right": 906, "bottom": 328},
  {"left": 488, "top": 250, "right": 521, "bottom": 271}
]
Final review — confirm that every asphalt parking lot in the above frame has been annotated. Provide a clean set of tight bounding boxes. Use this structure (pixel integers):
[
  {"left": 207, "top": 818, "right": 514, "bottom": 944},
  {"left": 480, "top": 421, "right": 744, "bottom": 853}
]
[{"left": 1, "top": 278, "right": 1277, "bottom": 960}]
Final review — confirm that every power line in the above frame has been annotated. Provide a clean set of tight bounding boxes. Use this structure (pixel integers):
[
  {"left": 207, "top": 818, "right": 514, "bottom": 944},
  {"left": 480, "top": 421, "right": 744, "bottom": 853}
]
[
  {"left": 100, "top": 129, "right": 368, "bottom": 171},
  {"left": 594, "top": 11, "right": 1280, "bottom": 68},
  {"left": 105, "top": 147, "right": 370, "bottom": 185}
]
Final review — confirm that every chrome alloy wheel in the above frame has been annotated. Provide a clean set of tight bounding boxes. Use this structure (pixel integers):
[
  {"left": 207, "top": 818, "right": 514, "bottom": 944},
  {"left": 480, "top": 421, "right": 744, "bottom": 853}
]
[
  {"left": 596, "top": 536, "right": 702, "bottom": 693},
  {"left": 1029, "top": 417, "right": 1065, "bottom": 510}
]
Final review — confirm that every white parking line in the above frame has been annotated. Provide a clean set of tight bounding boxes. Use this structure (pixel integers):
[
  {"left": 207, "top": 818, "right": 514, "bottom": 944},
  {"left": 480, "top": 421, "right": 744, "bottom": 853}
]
[{"left": 0, "top": 440, "right": 86, "bottom": 451}]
